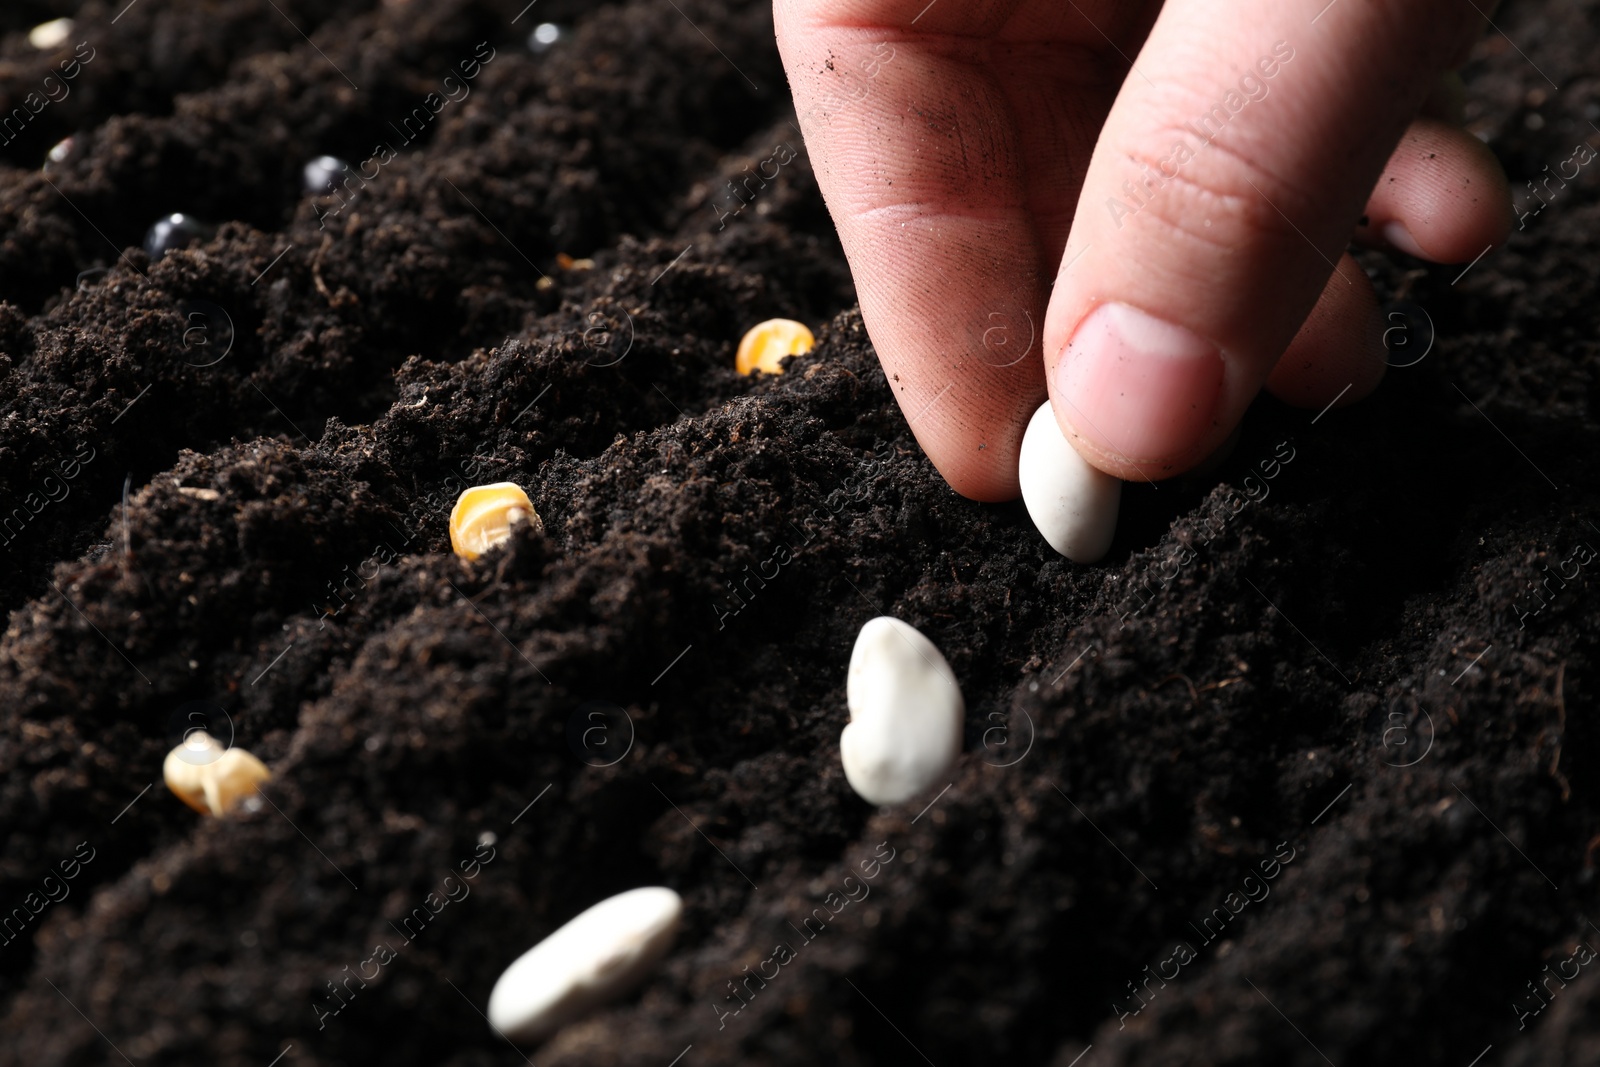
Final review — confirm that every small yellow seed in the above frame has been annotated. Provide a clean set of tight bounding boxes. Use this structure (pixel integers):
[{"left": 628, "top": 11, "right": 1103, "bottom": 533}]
[
  {"left": 735, "top": 319, "right": 814, "bottom": 376},
  {"left": 450, "top": 482, "right": 543, "bottom": 561},
  {"left": 163, "top": 732, "right": 271, "bottom": 817}
]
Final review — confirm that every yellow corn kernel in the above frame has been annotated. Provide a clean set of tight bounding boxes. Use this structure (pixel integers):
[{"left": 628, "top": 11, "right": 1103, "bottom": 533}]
[
  {"left": 450, "top": 482, "right": 543, "bottom": 561},
  {"left": 163, "top": 732, "right": 271, "bottom": 816},
  {"left": 736, "top": 319, "right": 814, "bottom": 376}
]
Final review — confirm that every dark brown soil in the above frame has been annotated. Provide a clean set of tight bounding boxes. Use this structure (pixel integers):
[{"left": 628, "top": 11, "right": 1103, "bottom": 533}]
[{"left": 0, "top": 1, "right": 1597, "bottom": 1065}]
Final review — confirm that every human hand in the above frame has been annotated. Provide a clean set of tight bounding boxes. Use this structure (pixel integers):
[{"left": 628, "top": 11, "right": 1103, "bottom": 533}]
[{"left": 775, "top": 0, "right": 1511, "bottom": 499}]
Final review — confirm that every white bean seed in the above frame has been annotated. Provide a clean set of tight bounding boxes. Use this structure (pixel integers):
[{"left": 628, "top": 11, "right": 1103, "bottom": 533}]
[
  {"left": 840, "top": 617, "right": 963, "bottom": 806},
  {"left": 528, "top": 23, "right": 563, "bottom": 52},
  {"left": 28, "top": 19, "right": 73, "bottom": 51},
  {"left": 1018, "top": 401, "right": 1121, "bottom": 563},
  {"left": 487, "top": 887, "right": 682, "bottom": 1043},
  {"left": 303, "top": 155, "right": 350, "bottom": 196}
]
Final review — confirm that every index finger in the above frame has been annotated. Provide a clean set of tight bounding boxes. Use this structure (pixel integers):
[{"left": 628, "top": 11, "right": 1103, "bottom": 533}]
[{"left": 774, "top": 0, "right": 1128, "bottom": 500}]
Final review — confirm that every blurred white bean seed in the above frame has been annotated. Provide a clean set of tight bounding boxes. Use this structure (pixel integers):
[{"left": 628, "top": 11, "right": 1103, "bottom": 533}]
[
  {"left": 487, "top": 887, "right": 682, "bottom": 1042},
  {"left": 44, "top": 136, "right": 74, "bottom": 172},
  {"left": 303, "top": 155, "right": 349, "bottom": 195},
  {"left": 528, "top": 23, "right": 562, "bottom": 52},
  {"left": 28, "top": 18, "right": 73, "bottom": 50}
]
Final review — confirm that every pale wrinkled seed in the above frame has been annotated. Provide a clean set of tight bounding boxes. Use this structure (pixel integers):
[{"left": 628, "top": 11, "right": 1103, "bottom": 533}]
[
  {"left": 487, "top": 886, "right": 683, "bottom": 1042},
  {"left": 162, "top": 732, "right": 271, "bottom": 816},
  {"left": 840, "top": 617, "right": 963, "bottom": 805}
]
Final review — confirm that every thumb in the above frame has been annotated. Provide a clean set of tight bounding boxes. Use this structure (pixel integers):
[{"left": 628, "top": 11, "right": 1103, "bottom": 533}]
[{"left": 1042, "top": 0, "right": 1483, "bottom": 479}]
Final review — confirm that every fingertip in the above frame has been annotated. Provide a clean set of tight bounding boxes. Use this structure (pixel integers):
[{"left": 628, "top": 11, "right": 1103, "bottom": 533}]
[
  {"left": 1049, "top": 301, "right": 1229, "bottom": 481},
  {"left": 937, "top": 456, "right": 1023, "bottom": 504},
  {"left": 908, "top": 389, "right": 1032, "bottom": 503},
  {"left": 1265, "top": 254, "right": 1386, "bottom": 408},
  {"left": 1355, "top": 117, "right": 1514, "bottom": 264},
  {"left": 1039, "top": 0, "right": 1483, "bottom": 484},
  {"left": 909, "top": 436, "right": 1024, "bottom": 503}
]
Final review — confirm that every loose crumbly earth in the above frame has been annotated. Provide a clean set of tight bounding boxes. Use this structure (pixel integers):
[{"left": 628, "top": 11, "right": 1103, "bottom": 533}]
[{"left": 0, "top": 2, "right": 1597, "bottom": 1065}]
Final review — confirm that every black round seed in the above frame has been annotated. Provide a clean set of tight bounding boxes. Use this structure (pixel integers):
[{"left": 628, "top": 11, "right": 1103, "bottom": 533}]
[{"left": 144, "top": 214, "right": 215, "bottom": 261}]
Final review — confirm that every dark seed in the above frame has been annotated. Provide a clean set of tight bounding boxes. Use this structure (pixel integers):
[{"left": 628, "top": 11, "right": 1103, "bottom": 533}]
[{"left": 144, "top": 214, "right": 215, "bottom": 261}]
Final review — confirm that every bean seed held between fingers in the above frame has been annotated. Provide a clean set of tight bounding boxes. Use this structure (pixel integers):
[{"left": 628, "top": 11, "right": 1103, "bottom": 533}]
[{"left": 1018, "top": 401, "right": 1122, "bottom": 563}]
